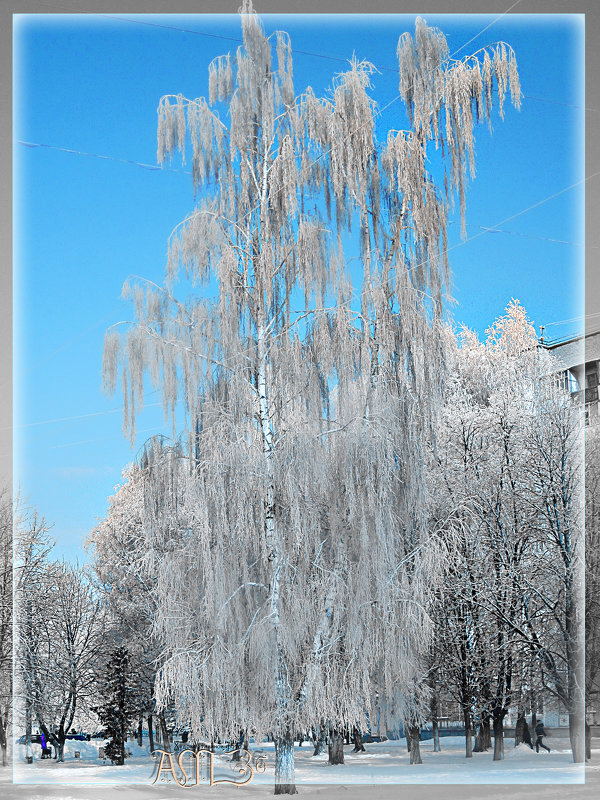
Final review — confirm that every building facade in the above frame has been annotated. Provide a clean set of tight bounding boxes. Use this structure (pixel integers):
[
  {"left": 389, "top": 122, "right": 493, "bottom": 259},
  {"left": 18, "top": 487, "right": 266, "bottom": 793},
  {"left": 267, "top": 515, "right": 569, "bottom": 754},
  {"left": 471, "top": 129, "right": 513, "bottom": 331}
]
[{"left": 546, "top": 329, "right": 599, "bottom": 425}]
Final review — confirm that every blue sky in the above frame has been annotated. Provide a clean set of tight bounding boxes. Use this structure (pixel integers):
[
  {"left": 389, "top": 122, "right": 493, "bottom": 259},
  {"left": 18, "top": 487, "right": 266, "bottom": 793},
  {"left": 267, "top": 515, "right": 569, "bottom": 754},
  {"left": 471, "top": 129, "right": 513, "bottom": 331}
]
[{"left": 13, "top": 12, "right": 584, "bottom": 560}]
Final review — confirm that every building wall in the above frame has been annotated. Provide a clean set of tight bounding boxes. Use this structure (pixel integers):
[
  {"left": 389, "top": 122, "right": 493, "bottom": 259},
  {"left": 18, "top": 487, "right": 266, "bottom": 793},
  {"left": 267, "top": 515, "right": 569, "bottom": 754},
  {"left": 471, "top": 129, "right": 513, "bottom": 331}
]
[{"left": 546, "top": 331, "right": 600, "bottom": 425}]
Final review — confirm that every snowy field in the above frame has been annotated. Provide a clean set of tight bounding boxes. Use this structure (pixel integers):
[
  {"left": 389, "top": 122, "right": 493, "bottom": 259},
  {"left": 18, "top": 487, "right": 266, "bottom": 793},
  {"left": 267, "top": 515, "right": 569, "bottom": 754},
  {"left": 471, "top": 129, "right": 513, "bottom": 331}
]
[{"left": 1, "top": 735, "right": 599, "bottom": 800}]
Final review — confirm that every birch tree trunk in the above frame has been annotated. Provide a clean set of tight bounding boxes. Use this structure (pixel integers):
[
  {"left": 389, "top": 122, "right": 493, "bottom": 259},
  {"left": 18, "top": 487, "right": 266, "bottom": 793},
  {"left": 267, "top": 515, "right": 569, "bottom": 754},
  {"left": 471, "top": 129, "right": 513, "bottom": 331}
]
[{"left": 275, "top": 733, "right": 296, "bottom": 795}]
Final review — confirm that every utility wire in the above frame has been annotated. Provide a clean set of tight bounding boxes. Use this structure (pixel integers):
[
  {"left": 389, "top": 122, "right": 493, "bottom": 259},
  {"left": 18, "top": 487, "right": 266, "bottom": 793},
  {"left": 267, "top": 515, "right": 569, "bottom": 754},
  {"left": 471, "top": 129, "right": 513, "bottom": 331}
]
[
  {"left": 544, "top": 312, "right": 600, "bottom": 329},
  {"left": 12, "top": 6, "right": 586, "bottom": 436},
  {"left": 434, "top": 172, "right": 596, "bottom": 271},
  {"left": 102, "top": 8, "right": 598, "bottom": 115},
  {"left": 450, "top": 0, "right": 522, "bottom": 59},
  {"left": 14, "top": 302, "right": 593, "bottom": 435},
  {"left": 8, "top": 401, "right": 164, "bottom": 431},
  {"left": 103, "top": 12, "right": 401, "bottom": 72},
  {"left": 16, "top": 137, "right": 588, "bottom": 249},
  {"left": 16, "top": 140, "right": 192, "bottom": 175},
  {"left": 455, "top": 221, "right": 589, "bottom": 249}
]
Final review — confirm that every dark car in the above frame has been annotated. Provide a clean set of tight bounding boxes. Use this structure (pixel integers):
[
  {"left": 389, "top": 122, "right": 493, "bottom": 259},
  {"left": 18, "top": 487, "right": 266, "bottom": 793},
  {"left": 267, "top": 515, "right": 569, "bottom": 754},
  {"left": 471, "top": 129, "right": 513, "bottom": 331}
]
[
  {"left": 17, "top": 734, "right": 42, "bottom": 745},
  {"left": 65, "top": 733, "right": 88, "bottom": 741}
]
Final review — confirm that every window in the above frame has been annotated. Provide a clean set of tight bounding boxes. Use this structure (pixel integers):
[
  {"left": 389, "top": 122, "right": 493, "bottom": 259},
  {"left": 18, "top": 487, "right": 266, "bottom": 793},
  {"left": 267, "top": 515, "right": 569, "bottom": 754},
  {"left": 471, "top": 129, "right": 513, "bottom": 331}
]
[{"left": 568, "top": 371, "right": 580, "bottom": 393}]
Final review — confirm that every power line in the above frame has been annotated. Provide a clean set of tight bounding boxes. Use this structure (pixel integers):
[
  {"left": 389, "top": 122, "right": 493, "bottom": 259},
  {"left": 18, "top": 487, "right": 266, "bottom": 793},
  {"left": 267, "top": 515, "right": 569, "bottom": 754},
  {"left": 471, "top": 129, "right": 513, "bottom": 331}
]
[
  {"left": 457, "top": 221, "right": 590, "bottom": 249},
  {"left": 16, "top": 140, "right": 192, "bottom": 175},
  {"left": 9, "top": 402, "right": 160, "bottom": 431},
  {"left": 450, "top": 0, "right": 522, "bottom": 59},
  {"left": 435, "top": 172, "right": 596, "bottom": 269},
  {"left": 13, "top": 7, "right": 585, "bottom": 414},
  {"left": 544, "top": 312, "right": 600, "bottom": 329},
  {"left": 17, "top": 137, "right": 587, "bottom": 249},
  {"left": 103, "top": 13, "right": 401, "bottom": 72},
  {"left": 102, "top": 9, "right": 596, "bottom": 115},
  {"left": 522, "top": 94, "right": 599, "bottom": 115}
]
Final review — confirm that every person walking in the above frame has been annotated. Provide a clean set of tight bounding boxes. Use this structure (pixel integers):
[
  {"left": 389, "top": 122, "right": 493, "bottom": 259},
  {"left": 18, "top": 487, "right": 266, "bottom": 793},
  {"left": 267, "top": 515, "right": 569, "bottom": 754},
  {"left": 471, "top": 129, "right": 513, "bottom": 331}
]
[
  {"left": 522, "top": 720, "right": 534, "bottom": 750},
  {"left": 535, "top": 720, "right": 551, "bottom": 753}
]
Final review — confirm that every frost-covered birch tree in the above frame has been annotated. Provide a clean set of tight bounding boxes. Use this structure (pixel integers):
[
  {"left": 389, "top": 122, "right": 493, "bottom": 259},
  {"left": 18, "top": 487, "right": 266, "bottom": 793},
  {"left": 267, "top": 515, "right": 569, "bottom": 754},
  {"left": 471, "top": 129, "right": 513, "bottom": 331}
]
[{"left": 104, "top": 4, "right": 520, "bottom": 792}]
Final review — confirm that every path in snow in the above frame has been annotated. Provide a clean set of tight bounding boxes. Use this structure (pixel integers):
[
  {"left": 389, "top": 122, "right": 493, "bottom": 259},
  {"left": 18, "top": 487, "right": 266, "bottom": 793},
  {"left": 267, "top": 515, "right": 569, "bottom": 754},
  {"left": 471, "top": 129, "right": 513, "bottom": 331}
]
[{"left": 0, "top": 735, "right": 598, "bottom": 800}]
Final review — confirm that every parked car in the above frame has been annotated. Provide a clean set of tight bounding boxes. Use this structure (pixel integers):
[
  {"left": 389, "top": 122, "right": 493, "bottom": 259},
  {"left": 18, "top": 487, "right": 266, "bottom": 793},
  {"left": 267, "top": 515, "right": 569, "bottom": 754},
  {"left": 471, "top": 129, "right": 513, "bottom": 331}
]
[
  {"left": 18, "top": 732, "right": 89, "bottom": 744},
  {"left": 16, "top": 734, "right": 42, "bottom": 745}
]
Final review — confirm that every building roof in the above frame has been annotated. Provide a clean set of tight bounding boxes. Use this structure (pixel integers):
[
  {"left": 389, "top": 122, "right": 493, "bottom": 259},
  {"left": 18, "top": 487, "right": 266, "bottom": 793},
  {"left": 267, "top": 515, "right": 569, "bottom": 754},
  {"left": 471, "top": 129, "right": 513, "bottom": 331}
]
[
  {"left": 545, "top": 330, "right": 600, "bottom": 370},
  {"left": 547, "top": 336, "right": 583, "bottom": 371},
  {"left": 586, "top": 331, "right": 600, "bottom": 364}
]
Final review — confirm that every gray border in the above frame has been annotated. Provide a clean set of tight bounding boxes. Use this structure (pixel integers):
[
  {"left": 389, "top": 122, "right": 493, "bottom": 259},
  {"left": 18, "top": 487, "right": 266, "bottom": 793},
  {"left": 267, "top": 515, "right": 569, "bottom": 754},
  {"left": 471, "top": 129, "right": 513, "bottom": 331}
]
[{"left": 2, "top": 2, "right": 597, "bottom": 797}]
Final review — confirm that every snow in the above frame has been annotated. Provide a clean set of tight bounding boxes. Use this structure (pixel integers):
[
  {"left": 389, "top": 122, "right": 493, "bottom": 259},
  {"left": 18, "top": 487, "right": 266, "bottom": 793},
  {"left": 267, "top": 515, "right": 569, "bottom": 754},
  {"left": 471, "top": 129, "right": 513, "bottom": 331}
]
[{"left": 1, "top": 734, "right": 596, "bottom": 800}]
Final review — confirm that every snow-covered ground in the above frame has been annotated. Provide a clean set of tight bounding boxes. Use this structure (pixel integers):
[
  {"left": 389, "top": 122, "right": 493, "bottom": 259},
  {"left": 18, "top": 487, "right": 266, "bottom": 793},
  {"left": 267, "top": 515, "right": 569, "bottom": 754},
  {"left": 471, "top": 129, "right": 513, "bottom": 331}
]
[{"left": 1, "top": 734, "right": 599, "bottom": 799}]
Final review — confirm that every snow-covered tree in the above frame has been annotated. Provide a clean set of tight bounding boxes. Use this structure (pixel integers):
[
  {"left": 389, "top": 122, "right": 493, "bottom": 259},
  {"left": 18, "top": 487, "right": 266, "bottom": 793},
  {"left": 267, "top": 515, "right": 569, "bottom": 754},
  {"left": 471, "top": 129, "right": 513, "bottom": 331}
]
[
  {"left": 585, "top": 422, "right": 600, "bottom": 759},
  {"left": 14, "top": 510, "right": 54, "bottom": 760},
  {"left": 434, "top": 302, "right": 584, "bottom": 763},
  {"left": 87, "top": 465, "right": 160, "bottom": 749},
  {"left": 16, "top": 518, "right": 105, "bottom": 763},
  {"left": 94, "top": 646, "right": 137, "bottom": 766},
  {"left": 520, "top": 363, "right": 584, "bottom": 761},
  {"left": 103, "top": 5, "right": 520, "bottom": 792}
]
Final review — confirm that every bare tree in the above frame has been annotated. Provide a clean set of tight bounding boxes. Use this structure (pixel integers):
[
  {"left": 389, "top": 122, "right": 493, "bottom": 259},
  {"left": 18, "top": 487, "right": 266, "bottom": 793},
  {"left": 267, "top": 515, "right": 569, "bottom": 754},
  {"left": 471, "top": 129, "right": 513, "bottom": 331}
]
[
  {"left": 520, "top": 375, "right": 584, "bottom": 762},
  {"left": 16, "top": 517, "right": 106, "bottom": 763},
  {"left": 434, "top": 303, "right": 584, "bottom": 763},
  {"left": 14, "top": 510, "right": 54, "bottom": 761},
  {"left": 103, "top": 4, "right": 520, "bottom": 792},
  {"left": 585, "top": 424, "right": 600, "bottom": 759}
]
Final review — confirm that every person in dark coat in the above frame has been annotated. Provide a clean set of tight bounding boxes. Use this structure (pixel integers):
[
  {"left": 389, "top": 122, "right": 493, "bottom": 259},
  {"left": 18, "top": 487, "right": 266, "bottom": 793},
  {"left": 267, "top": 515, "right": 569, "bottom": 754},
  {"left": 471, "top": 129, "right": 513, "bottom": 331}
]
[
  {"left": 535, "top": 720, "right": 551, "bottom": 753},
  {"left": 522, "top": 720, "right": 534, "bottom": 749}
]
